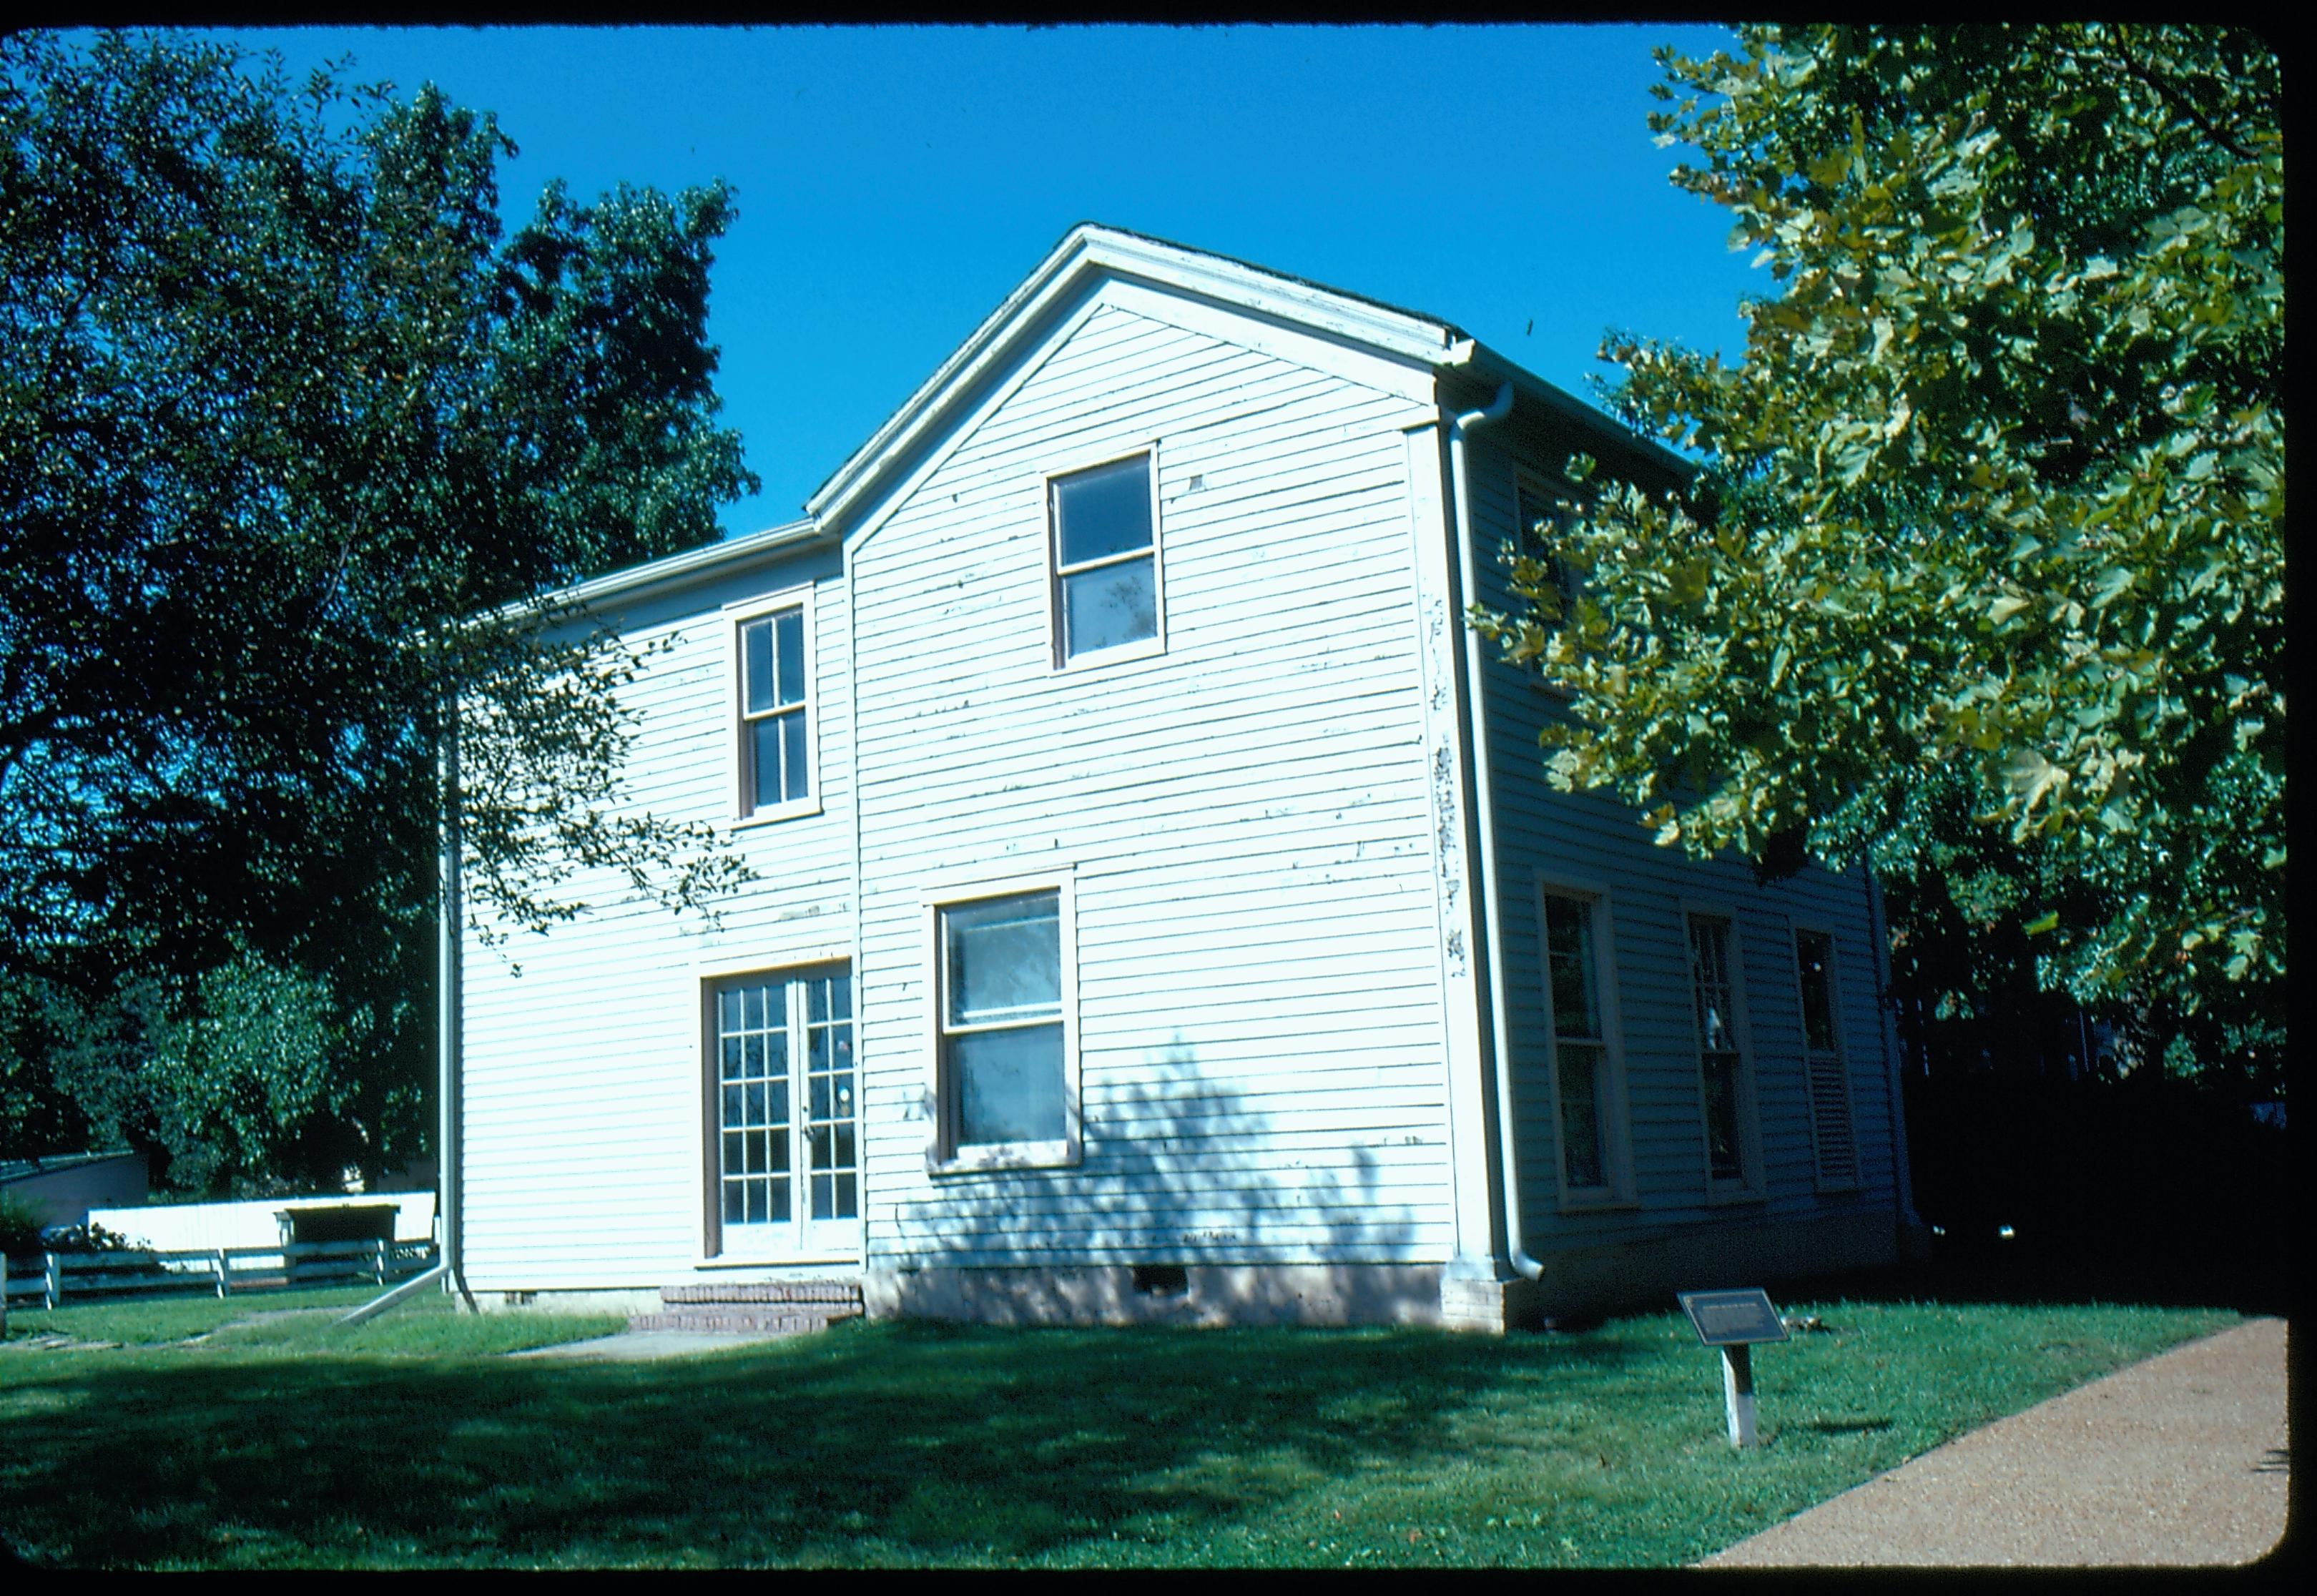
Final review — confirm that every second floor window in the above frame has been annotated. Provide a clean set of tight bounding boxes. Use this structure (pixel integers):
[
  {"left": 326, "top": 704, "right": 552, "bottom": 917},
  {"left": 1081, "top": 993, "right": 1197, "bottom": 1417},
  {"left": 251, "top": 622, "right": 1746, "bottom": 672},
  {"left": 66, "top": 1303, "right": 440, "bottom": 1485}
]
[
  {"left": 1516, "top": 479, "right": 1587, "bottom": 629},
  {"left": 1051, "top": 453, "right": 1159, "bottom": 665},
  {"left": 739, "top": 605, "right": 808, "bottom": 813}
]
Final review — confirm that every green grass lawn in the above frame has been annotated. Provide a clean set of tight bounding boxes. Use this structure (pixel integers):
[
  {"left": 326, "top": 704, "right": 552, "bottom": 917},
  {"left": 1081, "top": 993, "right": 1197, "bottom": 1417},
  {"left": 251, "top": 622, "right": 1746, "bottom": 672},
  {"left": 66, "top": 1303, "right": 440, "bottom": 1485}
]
[{"left": 0, "top": 1292, "right": 2236, "bottom": 1569}]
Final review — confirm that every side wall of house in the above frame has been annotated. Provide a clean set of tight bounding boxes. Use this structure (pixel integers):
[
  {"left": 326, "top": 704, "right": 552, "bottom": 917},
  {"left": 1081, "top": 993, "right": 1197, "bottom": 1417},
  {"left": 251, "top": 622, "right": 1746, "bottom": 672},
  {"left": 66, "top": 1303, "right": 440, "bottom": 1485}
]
[
  {"left": 1461, "top": 428, "right": 1902, "bottom": 1307},
  {"left": 847, "top": 280, "right": 1460, "bottom": 1284},
  {"left": 460, "top": 543, "right": 856, "bottom": 1293}
]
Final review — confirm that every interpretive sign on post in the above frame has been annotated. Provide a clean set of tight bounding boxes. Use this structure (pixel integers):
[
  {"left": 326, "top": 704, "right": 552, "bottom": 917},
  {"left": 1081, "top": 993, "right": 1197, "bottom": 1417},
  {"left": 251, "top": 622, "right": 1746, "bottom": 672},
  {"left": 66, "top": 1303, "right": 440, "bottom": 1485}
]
[{"left": 1677, "top": 1288, "right": 1789, "bottom": 1448}]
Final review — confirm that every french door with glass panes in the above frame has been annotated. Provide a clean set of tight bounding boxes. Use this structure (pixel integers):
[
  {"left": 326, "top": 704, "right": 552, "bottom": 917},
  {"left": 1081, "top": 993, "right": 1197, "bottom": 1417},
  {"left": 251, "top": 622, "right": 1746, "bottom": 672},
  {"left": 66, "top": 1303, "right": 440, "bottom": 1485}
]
[{"left": 710, "top": 967, "right": 860, "bottom": 1259}]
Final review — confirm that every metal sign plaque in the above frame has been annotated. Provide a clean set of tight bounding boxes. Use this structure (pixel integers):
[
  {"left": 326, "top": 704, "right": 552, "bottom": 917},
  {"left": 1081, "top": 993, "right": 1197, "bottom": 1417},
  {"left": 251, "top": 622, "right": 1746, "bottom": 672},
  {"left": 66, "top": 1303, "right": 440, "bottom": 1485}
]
[{"left": 1678, "top": 1288, "right": 1789, "bottom": 1347}]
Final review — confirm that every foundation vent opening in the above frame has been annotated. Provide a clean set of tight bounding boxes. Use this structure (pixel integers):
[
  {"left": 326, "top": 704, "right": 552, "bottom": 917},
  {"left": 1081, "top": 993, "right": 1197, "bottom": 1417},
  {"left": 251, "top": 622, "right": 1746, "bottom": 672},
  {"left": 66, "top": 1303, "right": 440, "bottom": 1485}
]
[{"left": 1131, "top": 1264, "right": 1189, "bottom": 1298}]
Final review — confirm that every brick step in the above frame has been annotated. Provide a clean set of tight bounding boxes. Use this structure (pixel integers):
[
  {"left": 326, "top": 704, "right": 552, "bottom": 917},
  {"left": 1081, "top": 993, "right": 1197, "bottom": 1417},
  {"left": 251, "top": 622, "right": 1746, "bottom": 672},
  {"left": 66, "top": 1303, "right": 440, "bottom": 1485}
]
[
  {"left": 627, "top": 1305, "right": 860, "bottom": 1336},
  {"left": 660, "top": 1280, "right": 864, "bottom": 1307}
]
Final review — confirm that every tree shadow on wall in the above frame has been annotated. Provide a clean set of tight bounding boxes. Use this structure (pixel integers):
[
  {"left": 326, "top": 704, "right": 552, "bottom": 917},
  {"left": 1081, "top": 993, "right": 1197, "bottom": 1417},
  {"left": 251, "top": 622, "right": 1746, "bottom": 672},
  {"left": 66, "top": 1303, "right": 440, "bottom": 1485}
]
[{"left": 886, "top": 1027, "right": 1480, "bottom": 1328}]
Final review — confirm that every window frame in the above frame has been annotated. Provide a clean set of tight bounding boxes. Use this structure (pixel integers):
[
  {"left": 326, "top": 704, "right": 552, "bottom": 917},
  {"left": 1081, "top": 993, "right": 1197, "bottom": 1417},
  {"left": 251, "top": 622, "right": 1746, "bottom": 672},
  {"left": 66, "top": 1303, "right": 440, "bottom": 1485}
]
[
  {"left": 725, "top": 583, "right": 820, "bottom": 827},
  {"left": 1533, "top": 878, "right": 1636, "bottom": 1210},
  {"left": 923, "top": 870, "right": 1082, "bottom": 1174},
  {"left": 1681, "top": 901, "right": 1766, "bottom": 1202},
  {"left": 1791, "top": 922, "right": 1861, "bottom": 1193},
  {"left": 1512, "top": 468, "right": 1588, "bottom": 701},
  {"left": 695, "top": 955, "right": 860, "bottom": 1266},
  {"left": 1043, "top": 444, "right": 1166, "bottom": 673}
]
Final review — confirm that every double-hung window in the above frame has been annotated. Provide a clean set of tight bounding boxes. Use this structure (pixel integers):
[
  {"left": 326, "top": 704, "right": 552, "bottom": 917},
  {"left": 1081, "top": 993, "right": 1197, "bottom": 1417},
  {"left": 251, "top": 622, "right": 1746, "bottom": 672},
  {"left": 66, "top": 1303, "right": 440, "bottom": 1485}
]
[
  {"left": 1515, "top": 478, "right": 1587, "bottom": 630},
  {"left": 1540, "top": 888, "right": 1628, "bottom": 1203},
  {"left": 1050, "top": 453, "right": 1161, "bottom": 666},
  {"left": 732, "top": 595, "right": 811, "bottom": 819},
  {"left": 1794, "top": 929, "right": 1860, "bottom": 1189},
  {"left": 930, "top": 883, "right": 1079, "bottom": 1168},
  {"left": 1686, "top": 912, "right": 1758, "bottom": 1193}
]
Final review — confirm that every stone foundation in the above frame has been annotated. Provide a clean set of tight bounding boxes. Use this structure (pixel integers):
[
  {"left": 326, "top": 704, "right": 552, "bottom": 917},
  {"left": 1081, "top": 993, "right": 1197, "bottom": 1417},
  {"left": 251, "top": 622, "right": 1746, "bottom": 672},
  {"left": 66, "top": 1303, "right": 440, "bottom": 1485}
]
[
  {"left": 863, "top": 1262, "right": 1450, "bottom": 1329},
  {"left": 1528, "top": 1206, "right": 1903, "bottom": 1322},
  {"left": 466, "top": 1209, "right": 1910, "bottom": 1331}
]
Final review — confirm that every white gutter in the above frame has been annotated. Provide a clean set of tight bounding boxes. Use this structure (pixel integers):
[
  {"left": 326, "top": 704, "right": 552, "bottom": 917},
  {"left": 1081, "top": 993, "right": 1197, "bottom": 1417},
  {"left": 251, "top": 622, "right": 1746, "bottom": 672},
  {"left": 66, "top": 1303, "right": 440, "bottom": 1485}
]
[{"left": 1447, "top": 380, "right": 1544, "bottom": 1284}]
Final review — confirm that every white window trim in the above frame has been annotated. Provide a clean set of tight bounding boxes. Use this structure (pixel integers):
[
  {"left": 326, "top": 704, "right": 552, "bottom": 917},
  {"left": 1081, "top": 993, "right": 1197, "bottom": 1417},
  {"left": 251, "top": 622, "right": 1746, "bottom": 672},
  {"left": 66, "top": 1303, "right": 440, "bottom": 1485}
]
[
  {"left": 1791, "top": 920, "right": 1862, "bottom": 1193},
  {"left": 1043, "top": 443, "right": 1167, "bottom": 674},
  {"left": 697, "top": 957, "right": 861, "bottom": 1266},
  {"left": 923, "top": 869, "right": 1082, "bottom": 1175},
  {"left": 1681, "top": 899, "right": 1766, "bottom": 1203},
  {"left": 1534, "top": 876, "right": 1637, "bottom": 1211},
  {"left": 724, "top": 583, "right": 821, "bottom": 827}
]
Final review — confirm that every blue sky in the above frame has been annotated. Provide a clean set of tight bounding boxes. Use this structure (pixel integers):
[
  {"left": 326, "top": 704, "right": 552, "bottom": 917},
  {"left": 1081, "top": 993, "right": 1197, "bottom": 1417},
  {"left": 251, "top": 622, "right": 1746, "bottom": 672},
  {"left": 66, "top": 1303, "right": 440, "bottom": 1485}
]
[{"left": 202, "top": 24, "right": 1761, "bottom": 538}]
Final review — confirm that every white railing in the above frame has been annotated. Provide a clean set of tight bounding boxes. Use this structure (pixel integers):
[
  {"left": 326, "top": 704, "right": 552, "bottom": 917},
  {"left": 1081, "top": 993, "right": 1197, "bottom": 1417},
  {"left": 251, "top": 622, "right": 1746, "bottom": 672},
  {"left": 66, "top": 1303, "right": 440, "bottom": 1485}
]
[{"left": 1, "top": 1238, "right": 438, "bottom": 1311}]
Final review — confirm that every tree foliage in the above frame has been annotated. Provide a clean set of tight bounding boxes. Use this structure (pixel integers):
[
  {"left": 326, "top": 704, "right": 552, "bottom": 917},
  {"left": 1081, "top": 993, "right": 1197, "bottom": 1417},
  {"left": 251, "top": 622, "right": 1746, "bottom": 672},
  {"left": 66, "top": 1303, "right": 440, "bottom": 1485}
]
[
  {"left": 1476, "top": 25, "right": 2283, "bottom": 1086},
  {"left": 0, "top": 31, "right": 759, "bottom": 1184}
]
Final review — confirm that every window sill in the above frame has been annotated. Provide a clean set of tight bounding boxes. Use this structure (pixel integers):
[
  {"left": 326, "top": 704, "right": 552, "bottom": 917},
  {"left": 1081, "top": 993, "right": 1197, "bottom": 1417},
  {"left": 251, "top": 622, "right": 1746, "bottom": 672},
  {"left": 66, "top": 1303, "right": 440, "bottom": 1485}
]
[
  {"left": 1556, "top": 1194, "right": 1641, "bottom": 1216},
  {"left": 732, "top": 799, "right": 822, "bottom": 832},
  {"left": 1053, "top": 637, "right": 1164, "bottom": 675},
  {"left": 694, "top": 1249, "right": 860, "bottom": 1271},
  {"left": 928, "top": 1138, "right": 1080, "bottom": 1176},
  {"left": 1705, "top": 1183, "right": 1766, "bottom": 1207}
]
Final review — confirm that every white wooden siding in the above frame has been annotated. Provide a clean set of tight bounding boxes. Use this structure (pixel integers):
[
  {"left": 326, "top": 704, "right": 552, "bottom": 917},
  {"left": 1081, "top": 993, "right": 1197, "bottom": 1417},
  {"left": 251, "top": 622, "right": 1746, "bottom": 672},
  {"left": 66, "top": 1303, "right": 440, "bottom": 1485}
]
[
  {"left": 1460, "top": 433, "right": 1899, "bottom": 1251},
  {"left": 459, "top": 546, "right": 857, "bottom": 1291},
  {"left": 851, "top": 289, "right": 1453, "bottom": 1269}
]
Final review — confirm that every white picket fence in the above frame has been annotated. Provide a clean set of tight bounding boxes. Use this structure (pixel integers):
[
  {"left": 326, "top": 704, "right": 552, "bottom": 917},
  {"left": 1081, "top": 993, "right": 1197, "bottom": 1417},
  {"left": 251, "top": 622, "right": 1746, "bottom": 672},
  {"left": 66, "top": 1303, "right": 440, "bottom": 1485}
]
[{"left": 2, "top": 1238, "right": 438, "bottom": 1312}]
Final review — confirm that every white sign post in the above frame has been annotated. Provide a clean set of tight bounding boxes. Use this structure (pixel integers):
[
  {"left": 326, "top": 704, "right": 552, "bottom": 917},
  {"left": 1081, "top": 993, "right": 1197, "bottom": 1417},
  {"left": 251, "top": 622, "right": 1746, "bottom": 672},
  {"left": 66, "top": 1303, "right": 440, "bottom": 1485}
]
[
  {"left": 1677, "top": 1288, "right": 1789, "bottom": 1449},
  {"left": 1721, "top": 1341, "right": 1758, "bottom": 1448}
]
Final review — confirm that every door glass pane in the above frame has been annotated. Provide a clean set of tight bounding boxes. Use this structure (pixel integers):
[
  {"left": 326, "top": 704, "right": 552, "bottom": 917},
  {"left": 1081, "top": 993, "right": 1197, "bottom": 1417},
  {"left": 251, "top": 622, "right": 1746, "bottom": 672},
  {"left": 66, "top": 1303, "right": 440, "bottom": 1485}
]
[
  {"left": 945, "top": 895, "right": 1061, "bottom": 1024},
  {"left": 1054, "top": 455, "right": 1152, "bottom": 566},
  {"left": 952, "top": 1022, "right": 1066, "bottom": 1146},
  {"left": 1061, "top": 558, "right": 1156, "bottom": 658}
]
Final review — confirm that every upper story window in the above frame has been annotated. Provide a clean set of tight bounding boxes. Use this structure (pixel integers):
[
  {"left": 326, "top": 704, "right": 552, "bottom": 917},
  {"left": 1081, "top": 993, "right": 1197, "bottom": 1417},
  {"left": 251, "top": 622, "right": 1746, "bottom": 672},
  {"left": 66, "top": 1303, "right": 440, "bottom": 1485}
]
[
  {"left": 1515, "top": 478, "right": 1586, "bottom": 628},
  {"left": 1050, "top": 453, "right": 1161, "bottom": 666},
  {"left": 730, "top": 591, "right": 813, "bottom": 821}
]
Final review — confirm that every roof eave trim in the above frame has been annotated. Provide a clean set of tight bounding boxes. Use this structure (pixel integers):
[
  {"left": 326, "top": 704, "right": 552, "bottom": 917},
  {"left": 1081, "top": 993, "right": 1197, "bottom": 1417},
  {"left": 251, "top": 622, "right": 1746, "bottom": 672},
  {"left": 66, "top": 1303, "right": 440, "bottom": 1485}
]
[
  {"left": 1455, "top": 341, "right": 1698, "bottom": 483},
  {"left": 488, "top": 516, "right": 830, "bottom": 624}
]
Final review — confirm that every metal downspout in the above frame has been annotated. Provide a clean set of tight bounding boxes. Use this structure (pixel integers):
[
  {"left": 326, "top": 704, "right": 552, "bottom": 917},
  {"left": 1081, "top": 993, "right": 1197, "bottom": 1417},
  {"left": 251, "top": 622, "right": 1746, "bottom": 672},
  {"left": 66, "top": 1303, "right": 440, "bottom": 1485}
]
[
  {"left": 340, "top": 682, "right": 477, "bottom": 1326},
  {"left": 1447, "top": 381, "right": 1544, "bottom": 1284},
  {"left": 438, "top": 697, "right": 477, "bottom": 1312},
  {"left": 1865, "top": 868, "right": 1924, "bottom": 1231}
]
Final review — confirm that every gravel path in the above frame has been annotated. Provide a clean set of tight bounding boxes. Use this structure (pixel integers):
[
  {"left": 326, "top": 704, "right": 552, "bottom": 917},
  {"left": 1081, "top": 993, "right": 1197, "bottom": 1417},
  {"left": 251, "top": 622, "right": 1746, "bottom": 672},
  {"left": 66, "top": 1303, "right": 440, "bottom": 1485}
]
[
  {"left": 508, "top": 1329, "right": 791, "bottom": 1361},
  {"left": 1703, "top": 1316, "right": 2288, "bottom": 1567}
]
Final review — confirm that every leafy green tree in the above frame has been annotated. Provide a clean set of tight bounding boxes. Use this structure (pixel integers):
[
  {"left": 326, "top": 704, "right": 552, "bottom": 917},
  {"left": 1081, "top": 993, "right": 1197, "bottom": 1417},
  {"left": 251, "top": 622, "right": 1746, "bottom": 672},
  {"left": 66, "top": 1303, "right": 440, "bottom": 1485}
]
[
  {"left": 1, "top": 31, "right": 759, "bottom": 1185},
  {"left": 1477, "top": 24, "right": 2283, "bottom": 1089}
]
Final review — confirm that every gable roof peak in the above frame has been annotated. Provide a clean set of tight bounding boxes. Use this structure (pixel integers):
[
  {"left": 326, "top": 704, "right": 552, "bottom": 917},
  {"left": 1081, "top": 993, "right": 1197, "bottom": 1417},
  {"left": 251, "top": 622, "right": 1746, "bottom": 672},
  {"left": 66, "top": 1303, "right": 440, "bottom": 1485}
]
[{"left": 804, "top": 222, "right": 1470, "bottom": 529}]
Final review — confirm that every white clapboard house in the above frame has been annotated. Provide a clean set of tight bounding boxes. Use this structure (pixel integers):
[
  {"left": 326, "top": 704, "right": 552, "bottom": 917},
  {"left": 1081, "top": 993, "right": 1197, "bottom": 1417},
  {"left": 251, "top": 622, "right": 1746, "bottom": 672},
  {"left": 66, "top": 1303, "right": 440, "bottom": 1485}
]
[{"left": 456, "top": 224, "right": 1923, "bottom": 1332}]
